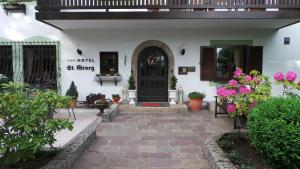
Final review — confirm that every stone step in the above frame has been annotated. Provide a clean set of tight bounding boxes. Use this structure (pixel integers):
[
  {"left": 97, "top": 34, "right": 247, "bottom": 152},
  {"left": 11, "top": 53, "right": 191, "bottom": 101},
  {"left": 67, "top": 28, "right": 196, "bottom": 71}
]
[{"left": 119, "top": 104, "right": 188, "bottom": 113}]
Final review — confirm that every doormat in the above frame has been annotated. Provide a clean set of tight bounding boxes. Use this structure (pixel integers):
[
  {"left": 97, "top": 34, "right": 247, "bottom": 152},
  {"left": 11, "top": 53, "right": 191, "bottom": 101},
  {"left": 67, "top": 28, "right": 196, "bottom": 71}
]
[{"left": 137, "top": 102, "right": 170, "bottom": 107}]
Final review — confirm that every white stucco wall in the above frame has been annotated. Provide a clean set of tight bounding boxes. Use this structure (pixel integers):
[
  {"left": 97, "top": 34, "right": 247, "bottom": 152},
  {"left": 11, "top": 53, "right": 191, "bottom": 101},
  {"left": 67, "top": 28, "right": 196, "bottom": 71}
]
[{"left": 1, "top": 3, "right": 300, "bottom": 101}]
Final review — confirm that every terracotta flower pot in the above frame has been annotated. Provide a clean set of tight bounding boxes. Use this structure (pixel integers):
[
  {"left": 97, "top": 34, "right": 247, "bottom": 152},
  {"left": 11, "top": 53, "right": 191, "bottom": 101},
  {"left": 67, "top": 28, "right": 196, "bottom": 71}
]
[
  {"left": 189, "top": 99, "right": 203, "bottom": 111},
  {"left": 112, "top": 96, "right": 121, "bottom": 104},
  {"left": 70, "top": 99, "right": 77, "bottom": 108}
]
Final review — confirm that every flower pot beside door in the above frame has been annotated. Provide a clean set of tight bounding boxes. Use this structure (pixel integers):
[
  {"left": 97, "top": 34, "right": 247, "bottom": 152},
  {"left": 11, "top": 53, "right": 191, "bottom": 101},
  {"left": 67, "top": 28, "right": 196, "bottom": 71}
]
[
  {"left": 128, "top": 73, "right": 136, "bottom": 105},
  {"left": 128, "top": 90, "right": 137, "bottom": 105},
  {"left": 188, "top": 92, "right": 206, "bottom": 111},
  {"left": 66, "top": 81, "right": 79, "bottom": 108},
  {"left": 168, "top": 90, "right": 177, "bottom": 105},
  {"left": 169, "top": 75, "right": 178, "bottom": 105}
]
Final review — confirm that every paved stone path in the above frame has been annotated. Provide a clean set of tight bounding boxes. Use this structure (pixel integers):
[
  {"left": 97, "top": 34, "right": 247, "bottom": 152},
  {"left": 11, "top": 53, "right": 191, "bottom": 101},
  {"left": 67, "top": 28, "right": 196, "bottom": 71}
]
[{"left": 73, "top": 110, "right": 232, "bottom": 169}]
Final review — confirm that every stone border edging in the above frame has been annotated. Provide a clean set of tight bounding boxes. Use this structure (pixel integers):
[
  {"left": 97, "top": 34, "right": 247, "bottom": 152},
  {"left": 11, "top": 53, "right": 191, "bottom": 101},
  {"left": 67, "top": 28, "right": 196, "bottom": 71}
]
[
  {"left": 102, "top": 104, "right": 120, "bottom": 122},
  {"left": 203, "top": 132, "right": 237, "bottom": 169},
  {"left": 40, "top": 117, "right": 102, "bottom": 169}
]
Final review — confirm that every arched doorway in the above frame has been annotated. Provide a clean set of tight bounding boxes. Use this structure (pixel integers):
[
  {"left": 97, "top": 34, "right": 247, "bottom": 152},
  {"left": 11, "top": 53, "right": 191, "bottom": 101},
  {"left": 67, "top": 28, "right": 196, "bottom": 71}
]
[{"left": 137, "top": 47, "right": 168, "bottom": 102}]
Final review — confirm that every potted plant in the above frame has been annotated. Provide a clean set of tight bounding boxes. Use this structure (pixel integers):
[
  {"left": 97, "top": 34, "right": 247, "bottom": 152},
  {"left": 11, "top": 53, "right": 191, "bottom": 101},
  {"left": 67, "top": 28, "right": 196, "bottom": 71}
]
[
  {"left": 94, "top": 98, "right": 109, "bottom": 116},
  {"left": 169, "top": 75, "right": 178, "bottom": 105},
  {"left": 1, "top": 0, "right": 27, "bottom": 14},
  {"left": 188, "top": 92, "right": 206, "bottom": 111},
  {"left": 112, "top": 94, "right": 121, "bottom": 104},
  {"left": 128, "top": 72, "right": 136, "bottom": 105},
  {"left": 66, "top": 81, "right": 79, "bottom": 108}
]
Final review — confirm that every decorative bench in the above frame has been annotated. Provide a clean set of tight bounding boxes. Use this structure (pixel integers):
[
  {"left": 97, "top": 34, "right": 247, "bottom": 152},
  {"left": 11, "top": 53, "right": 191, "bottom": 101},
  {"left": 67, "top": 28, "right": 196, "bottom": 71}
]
[{"left": 215, "top": 96, "right": 238, "bottom": 129}]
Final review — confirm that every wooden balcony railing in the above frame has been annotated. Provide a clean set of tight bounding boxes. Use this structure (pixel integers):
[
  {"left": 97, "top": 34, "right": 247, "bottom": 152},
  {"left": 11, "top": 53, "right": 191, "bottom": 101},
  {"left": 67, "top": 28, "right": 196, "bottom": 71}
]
[{"left": 36, "top": 0, "right": 300, "bottom": 11}]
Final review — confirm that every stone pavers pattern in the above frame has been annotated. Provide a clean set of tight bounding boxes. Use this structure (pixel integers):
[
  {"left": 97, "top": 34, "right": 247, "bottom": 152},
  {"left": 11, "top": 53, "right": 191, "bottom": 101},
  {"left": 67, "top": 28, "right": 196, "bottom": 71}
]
[{"left": 73, "top": 110, "right": 232, "bottom": 169}]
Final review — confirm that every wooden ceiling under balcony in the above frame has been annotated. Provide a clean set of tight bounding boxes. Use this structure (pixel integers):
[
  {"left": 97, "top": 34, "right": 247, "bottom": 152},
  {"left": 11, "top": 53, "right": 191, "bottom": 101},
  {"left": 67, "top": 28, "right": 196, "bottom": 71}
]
[{"left": 35, "top": 0, "right": 300, "bottom": 29}]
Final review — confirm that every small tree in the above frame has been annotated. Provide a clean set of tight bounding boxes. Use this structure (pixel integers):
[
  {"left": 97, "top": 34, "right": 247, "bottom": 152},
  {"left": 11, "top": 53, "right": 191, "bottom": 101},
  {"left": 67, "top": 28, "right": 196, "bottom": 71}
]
[
  {"left": 170, "top": 75, "right": 177, "bottom": 90},
  {"left": 128, "top": 73, "right": 136, "bottom": 90},
  {"left": 66, "top": 81, "right": 79, "bottom": 99},
  {"left": 0, "top": 83, "right": 73, "bottom": 165}
]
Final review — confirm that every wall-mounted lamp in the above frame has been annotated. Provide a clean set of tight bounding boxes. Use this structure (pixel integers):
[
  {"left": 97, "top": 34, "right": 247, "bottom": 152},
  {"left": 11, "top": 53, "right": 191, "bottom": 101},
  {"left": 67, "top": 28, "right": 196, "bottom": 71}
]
[
  {"left": 284, "top": 37, "right": 290, "bottom": 45},
  {"left": 77, "top": 48, "right": 83, "bottom": 55},
  {"left": 179, "top": 44, "right": 187, "bottom": 55}
]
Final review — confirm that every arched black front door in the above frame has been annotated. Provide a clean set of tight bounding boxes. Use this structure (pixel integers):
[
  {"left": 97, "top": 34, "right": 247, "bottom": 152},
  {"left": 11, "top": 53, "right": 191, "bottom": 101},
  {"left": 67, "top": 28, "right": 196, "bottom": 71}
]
[{"left": 137, "top": 47, "right": 168, "bottom": 102}]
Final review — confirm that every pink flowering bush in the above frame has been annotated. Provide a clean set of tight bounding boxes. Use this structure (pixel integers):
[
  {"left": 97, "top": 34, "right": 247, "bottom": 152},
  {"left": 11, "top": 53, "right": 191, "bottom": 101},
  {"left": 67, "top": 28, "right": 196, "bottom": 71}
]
[
  {"left": 274, "top": 71, "right": 300, "bottom": 96},
  {"left": 217, "top": 68, "right": 271, "bottom": 119}
]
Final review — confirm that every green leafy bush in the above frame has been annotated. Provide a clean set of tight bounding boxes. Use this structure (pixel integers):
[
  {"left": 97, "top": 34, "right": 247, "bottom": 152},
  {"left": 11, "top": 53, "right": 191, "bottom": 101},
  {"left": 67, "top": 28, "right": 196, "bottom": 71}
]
[
  {"left": 188, "top": 92, "right": 206, "bottom": 99},
  {"left": 247, "top": 97, "right": 300, "bottom": 169},
  {"left": 0, "top": 83, "right": 73, "bottom": 165}
]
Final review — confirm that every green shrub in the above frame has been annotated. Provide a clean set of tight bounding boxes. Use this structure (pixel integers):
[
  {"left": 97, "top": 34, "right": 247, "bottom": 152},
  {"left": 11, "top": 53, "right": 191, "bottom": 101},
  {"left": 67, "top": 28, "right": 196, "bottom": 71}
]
[
  {"left": 170, "top": 75, "right": 177, "bottom": 90},
  {"left": 66, "top": 81, "right": 78, "bottom": 99},
  {"left": 247, "top": 97, "right": 300, "bottom": 169},
  {"left": 0, "top": 83, "right": 73, "bottom": 165},
  {"left": 188, "top": 92, "right": 206, "bottom": 99},
  {"left": 128, "top": 73, "right": 136, "bottom": 90}
]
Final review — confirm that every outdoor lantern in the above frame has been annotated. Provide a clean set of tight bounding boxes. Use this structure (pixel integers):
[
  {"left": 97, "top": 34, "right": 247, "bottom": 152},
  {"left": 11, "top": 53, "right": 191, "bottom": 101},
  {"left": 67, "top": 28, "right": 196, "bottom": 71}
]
[
  {"left": 180, "top": 44, "right": 187, "bottom": 55},
  {"left": 284, "top": 37, "right": 290, "bottom": 45},
  {"left": 77, "top": 48, "right": 83, "bottom": 55}
]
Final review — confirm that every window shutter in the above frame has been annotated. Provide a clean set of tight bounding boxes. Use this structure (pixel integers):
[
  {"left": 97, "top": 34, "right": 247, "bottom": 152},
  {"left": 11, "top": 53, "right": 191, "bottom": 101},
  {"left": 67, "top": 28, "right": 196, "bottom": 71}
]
[
  {"left": 200, "top": 46, "right": 216, "bottom": 81},
  {"left": 246, "top": 46, "right": 263, "bottom": 74}
]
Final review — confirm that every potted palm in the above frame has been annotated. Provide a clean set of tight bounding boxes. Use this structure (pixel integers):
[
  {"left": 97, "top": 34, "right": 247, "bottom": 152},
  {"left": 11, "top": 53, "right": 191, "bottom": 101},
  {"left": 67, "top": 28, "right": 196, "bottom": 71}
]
[
  {"left": 112, "top": 94, "right": 121, "bottom": 104},
  {"left": 128, "top": 73, "right": 136, "bottom": 105},
  {"left": 66, "top": 81, "right": 79, "bottom": 108},
  {"left": 168, "top": 75, "right": 177, "bottom": 105},
  {"left": 188, "top": 92, "right": 206, "bottom": 111}
]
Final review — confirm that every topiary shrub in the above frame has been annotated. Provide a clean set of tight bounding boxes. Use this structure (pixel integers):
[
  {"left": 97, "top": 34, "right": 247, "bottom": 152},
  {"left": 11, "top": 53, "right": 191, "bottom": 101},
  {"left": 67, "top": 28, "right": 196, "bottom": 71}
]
[
  {"left": 247, "top": 97, "right": 300, "bottom": 169},
  {"left": 128, "top": 73, "right": 136, "bottom": 90},
  {"left": 66, "top": 81, "right": 78, "bottom": 99}
]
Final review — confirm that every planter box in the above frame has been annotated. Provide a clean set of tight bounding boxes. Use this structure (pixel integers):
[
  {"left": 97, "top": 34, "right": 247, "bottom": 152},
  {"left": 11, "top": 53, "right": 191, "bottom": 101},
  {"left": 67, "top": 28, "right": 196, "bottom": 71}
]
[
  {"left": 203, "top": 131, "right": 238, "bottom": 169},
  {"left": 3, "top": 4, "right": 26, "bottom": 15}
]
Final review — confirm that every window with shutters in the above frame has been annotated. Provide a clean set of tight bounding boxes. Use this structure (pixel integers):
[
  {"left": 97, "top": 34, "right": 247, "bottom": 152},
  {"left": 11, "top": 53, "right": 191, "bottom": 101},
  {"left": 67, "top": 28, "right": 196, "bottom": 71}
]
[
  {"left": 201, "top": 45, "right": 263, "bottom": 82},
  {"left": 216, "top": 46, "right": 246, "bottom": 82}
]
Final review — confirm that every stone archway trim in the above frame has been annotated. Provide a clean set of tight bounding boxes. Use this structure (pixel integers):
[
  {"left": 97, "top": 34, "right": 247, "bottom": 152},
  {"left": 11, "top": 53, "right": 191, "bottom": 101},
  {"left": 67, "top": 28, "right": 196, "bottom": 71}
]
[{"left": 131, "top": 40, "right": 175, "bottom": 90}]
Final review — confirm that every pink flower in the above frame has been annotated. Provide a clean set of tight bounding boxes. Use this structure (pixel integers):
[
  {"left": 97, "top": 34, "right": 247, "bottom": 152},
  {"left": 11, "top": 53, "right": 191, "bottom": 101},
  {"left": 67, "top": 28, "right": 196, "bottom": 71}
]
[
  {"left": 274, "top": 72, "right": 284, "bottom": 81},
  {"left": 227, "top": 104, "right": 236, "bottom": 113},
  {"left": 252, "top": 77, "right": 261, "bottom": 84},
  {"left": 228, "top": 89, "right": 237, "bottom": 96},
  {"left": 228, "top": 79, "right": 238, "bottom": 87},
  {"left": 239, "top": 86, "right": 252, "bottom": 94},
  {"left": 233, "top": 68, "right": 243, "bottom": 78},
  {"left": 245, "top": 75, "right": 252, "bottom": 82},
  {"left": 285, "top": 71, "right": 297, "bottom": 82},
  {"left": 217, "top": 87, "right": 229, "bottom": 97},
  {"left": 249, "top": 101, "right": 257, "bottom": 109}
]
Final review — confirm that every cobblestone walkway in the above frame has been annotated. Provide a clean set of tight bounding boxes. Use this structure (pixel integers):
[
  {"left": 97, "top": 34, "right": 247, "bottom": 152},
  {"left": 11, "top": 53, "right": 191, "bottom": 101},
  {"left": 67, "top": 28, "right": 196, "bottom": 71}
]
[{"left": 73, "top": 110, "right": 232, "bottom": 169}]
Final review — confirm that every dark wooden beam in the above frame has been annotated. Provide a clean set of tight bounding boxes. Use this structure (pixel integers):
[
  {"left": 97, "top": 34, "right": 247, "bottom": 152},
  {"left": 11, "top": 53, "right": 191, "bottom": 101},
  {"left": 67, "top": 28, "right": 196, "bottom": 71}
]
[{"left": 36, "top": 11, "right": 300, "bottom": 21}]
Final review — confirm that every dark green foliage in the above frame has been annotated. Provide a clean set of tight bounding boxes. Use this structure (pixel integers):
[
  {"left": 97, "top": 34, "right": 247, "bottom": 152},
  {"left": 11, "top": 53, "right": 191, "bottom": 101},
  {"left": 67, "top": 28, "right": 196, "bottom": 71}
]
[
  {"left": 170, "top": 75, "right": 177, "bottom": 90},
  {"left": 0, "top": 75, "right": 9, "bottom": 91},
  {"left": 0, "top": 83, "right": 73, "bottom": 165},
  {"left": 188, "top": 92, "right": 206, "bottom": 99},
  {"left": 66, "top": 81, "right": 78, "bottom": 99},
  {"left": 247, "top": 97, "right": 300, "bottom": 169},
  {"left": 128, "top": 74, "right": 136, "bottom": 90}
]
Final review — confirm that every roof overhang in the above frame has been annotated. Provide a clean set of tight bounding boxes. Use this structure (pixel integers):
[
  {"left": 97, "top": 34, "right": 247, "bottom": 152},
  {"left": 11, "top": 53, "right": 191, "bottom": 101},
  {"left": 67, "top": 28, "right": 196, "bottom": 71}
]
[{"left": 36, "top": 11, "right": 300, "bottom": 30}]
